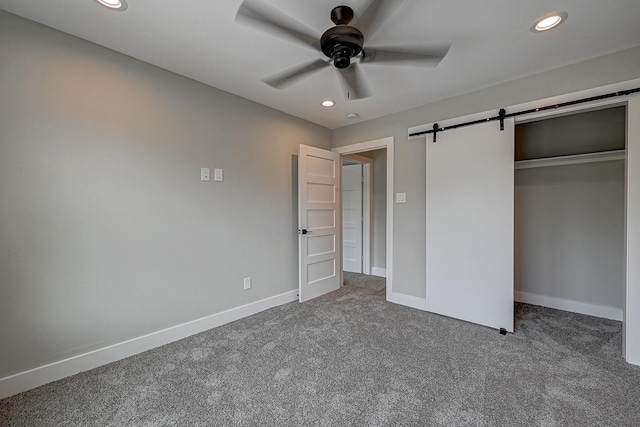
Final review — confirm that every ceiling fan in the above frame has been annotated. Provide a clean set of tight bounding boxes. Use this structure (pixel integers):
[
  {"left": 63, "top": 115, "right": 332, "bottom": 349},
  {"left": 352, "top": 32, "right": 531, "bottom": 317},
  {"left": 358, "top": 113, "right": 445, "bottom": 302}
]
[{"left": 236, "top": 0, "right": 450, "bottom": 100}]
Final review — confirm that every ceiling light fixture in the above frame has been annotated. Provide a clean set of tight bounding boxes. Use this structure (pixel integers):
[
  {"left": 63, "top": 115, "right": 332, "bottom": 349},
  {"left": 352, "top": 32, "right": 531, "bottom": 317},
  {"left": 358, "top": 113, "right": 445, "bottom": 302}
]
[
  {"left": 321, "top": 100, "right": 336, "bottom": 107},
  {"left": 531, "top": 11, "right": 567, "bottom": 32},
  {"left": 95, "top": 0, "right": 128, "bottom": 11},
  {"left": 346, "top": 112, "right": 359, "bottom": 119}
]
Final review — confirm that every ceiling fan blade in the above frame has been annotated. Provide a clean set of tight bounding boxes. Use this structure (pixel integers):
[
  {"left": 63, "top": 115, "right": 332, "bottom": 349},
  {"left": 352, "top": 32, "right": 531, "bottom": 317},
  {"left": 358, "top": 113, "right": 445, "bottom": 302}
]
[
  {"left": 353, "top": 0, "right": 408, "bottom": 39},
  {"left": 336, "top": 63, "right": 371, "bottom": 100},
  {"left": 360, "top": 46, "right": 450, "bottom": 67},
  {"left": 236, "top": 0, "right": 320, "bottom": 51},
  {"left": 263, "top": 59, "right": 331, "bottom": 89}
]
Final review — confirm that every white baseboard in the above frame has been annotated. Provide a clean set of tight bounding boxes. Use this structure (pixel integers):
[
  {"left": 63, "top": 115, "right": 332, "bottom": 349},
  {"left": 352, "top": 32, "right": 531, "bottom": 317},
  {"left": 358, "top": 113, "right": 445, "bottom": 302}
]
[
  {"left": 0, "top": 289, "right": 298, "bottom": 399},
  {"left": 371, "top": 267, "right": 386, "bottom": 278},
  {"left": 515, "top": 291, "right": 623, "bottom": 321},
  {"left": 387, "top": 292, "right": 427, "bottom": 311}
]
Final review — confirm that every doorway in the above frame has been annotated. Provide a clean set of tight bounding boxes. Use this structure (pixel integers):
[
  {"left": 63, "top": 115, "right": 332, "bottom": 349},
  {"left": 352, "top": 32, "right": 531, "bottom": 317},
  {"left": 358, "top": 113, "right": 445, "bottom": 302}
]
[
  {"left": 341, "top": 151, "right": 385, "bottom": 297},
  {"left": 342, "top": 155, "right": 372, "bottom": 275},
  {"left": 514, "top": 105, "right": 627, "bottom": 321},
  {"left": 333, "top": 137, "right": 394, "bottom": 300}
]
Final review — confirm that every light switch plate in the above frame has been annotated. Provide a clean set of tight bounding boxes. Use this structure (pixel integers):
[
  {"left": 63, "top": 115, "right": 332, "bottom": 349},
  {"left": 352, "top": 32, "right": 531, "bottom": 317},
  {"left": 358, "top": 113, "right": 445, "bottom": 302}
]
[
  {"left": 214, "top": 168, "right": 223, "bottom": 182},
  {"left": 201, "top": 168, "right": 211, "bottom": 182},
  {"left": 396, "top": 192, "right": 406, "bottom": 203}
]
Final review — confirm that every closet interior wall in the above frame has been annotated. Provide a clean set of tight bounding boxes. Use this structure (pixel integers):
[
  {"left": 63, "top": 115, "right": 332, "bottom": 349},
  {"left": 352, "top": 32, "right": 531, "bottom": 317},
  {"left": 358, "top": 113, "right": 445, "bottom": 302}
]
[{"left": 514, "top": 106, "right": 626, "bottom": 318}]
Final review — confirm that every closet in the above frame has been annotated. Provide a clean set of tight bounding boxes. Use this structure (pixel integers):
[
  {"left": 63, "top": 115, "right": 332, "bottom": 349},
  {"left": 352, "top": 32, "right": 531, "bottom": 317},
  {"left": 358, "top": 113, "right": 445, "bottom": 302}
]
[{"left": 514, "top": 106, "right": 626, "bottom": 320}]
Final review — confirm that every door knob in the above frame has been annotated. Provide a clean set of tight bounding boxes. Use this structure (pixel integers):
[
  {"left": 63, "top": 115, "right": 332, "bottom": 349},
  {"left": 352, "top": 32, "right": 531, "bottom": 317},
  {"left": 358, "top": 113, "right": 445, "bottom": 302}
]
[{"left": 299, "top": 229, "right": 312, "bottom": 235}]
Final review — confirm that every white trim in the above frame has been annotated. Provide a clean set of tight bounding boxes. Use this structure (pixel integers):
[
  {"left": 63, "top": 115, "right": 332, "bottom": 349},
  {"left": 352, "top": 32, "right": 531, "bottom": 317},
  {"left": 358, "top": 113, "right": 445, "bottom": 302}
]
[
  {"left": 515, "top": 291, "right": 623, "bottom": 321},
  {"left": 0, "top": 290, "right": 298, "bottom": 399},
  {"left": 371, "top": 267, "right": 386, "bottom": 277},
  {"left": 387, "top": 292, "right": 426, "bottom": 311},
  {"left": 334, "top": 137, "right": 394, "bottom": 302},
  {"left": 334, "top": 137, "right": 393, "bottom": 155},
  {"left": 625, "top": 95, "right": 640, "bottom": 365},
  {"left": 515, "top": 150, "right": 626, "bottom": 169}
]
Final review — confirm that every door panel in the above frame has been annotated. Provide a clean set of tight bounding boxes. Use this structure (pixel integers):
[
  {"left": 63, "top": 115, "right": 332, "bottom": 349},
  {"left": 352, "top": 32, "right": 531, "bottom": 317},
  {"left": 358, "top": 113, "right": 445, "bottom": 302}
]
[
  {"left": 425, "top": 119, "right": 514, "bottom": 331},
  {"left": 299, "top": 145, "right": 342, "bottom": 302},
  {"left": 307, "top": 183, "right": 335, "bottom": 203},
  {"left": 307, "top": 234, "right": 335, "bottom": 256}
]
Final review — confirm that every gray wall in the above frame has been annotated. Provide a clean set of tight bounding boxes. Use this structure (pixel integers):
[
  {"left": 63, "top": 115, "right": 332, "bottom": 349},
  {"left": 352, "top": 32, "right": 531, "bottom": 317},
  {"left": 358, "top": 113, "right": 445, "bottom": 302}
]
[
  {"left": 0, "top": 11, "right": 331, "bottom": 378},
  {"left": 332, "top": 46, "right": 640, "bottom": 298},
  {"left": 515, "top": 161, "right": 625, "bottom": 308},
  {"left": 515, "top": 107, "right": 626, "bottom": 160}
]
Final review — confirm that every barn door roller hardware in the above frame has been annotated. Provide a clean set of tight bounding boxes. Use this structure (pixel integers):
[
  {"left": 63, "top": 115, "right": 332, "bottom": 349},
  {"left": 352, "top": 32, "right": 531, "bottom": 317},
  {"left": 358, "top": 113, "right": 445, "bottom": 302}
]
[{"left": 412, "top": 87, "right": 640, "bottom": 143}]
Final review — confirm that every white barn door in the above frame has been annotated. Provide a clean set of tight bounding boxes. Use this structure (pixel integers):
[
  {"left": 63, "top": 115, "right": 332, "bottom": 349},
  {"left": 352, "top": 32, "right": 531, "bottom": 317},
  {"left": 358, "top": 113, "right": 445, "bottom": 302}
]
[
  {"left": 425, "top": 118, "right": 515, "bottom": 331},
  {"left": 298, "top": 144, "right": 342, "bottom": 302}
]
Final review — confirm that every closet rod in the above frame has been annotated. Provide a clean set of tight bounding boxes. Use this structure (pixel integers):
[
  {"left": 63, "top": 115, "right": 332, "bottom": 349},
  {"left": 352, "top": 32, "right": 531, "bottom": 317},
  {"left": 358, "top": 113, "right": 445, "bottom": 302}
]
[{"left": 410, "top": 87, "right": 640, "bottom": 142}]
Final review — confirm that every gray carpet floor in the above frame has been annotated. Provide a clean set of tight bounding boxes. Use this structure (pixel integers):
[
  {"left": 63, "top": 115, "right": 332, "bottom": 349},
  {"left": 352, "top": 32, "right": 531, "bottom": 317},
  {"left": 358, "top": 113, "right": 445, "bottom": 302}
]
[
  {"left": 2, "top": 283, "right": 640, "bottom": 426},
  {"left": 343, "top": 271, "right": 386, "bottom": 292}
]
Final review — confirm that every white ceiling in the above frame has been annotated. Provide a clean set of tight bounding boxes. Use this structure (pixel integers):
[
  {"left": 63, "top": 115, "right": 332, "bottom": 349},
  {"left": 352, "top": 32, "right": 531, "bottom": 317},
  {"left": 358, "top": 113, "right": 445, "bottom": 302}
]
[{"left": 1, "top": 0, "right": 639, "bottom": 129}]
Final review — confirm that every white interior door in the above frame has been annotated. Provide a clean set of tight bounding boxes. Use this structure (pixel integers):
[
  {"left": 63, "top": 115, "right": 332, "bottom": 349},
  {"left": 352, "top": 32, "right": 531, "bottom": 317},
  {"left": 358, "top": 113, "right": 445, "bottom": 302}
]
[
  {"left": 299, "top": 144, "right": 342, "bottom": 302},
  {"left": 343, "top": 164, "right": 363, "bottom": 273},
  {"left": 425, "top": 118, "right": 515, "bottom": 331}
]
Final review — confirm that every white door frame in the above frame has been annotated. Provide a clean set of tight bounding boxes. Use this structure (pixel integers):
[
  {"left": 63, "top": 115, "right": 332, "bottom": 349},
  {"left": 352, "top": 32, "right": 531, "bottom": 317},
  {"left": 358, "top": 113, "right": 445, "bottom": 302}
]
[
  {"left": 342, "top": 154, "right": 373, "bottom": 274},
  {"left": 511, "top": 91, "right": 639, "bottom": 363},
  {"left": 333, "top": 137, "right": 394, "bottom": 300}
]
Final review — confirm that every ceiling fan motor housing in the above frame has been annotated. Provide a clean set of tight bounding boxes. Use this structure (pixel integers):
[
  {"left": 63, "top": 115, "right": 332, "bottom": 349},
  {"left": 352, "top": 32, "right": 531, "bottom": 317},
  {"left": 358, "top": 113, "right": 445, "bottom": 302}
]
[
  {"left": 321, "top": 26, "right": 364, "bottom": 68},
  {"left": 321, "top": 6, "right": 364, "bottom": 69}
]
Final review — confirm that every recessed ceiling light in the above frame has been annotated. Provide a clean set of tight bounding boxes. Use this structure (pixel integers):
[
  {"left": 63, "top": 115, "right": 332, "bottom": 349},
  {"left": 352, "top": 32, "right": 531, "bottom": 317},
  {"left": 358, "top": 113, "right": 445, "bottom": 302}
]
[
  {"left": 95, "top": 0, "right": 128, "bottom": 11},
  {"left": 321, "top": 100, "right": 336, "bottom": 107},
  {"left": 531, "top": 12, "right": 567, "bottom": 32},
  {"left": 346, "top": 112, "right": 359, "bottom": 119}
]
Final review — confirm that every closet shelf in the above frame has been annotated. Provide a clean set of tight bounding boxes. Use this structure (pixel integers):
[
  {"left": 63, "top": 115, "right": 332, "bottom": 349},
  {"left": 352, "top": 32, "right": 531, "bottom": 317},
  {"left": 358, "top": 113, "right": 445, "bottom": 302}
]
[{"left": 514, "top": 149, "right": 626, "bottom": 170}]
